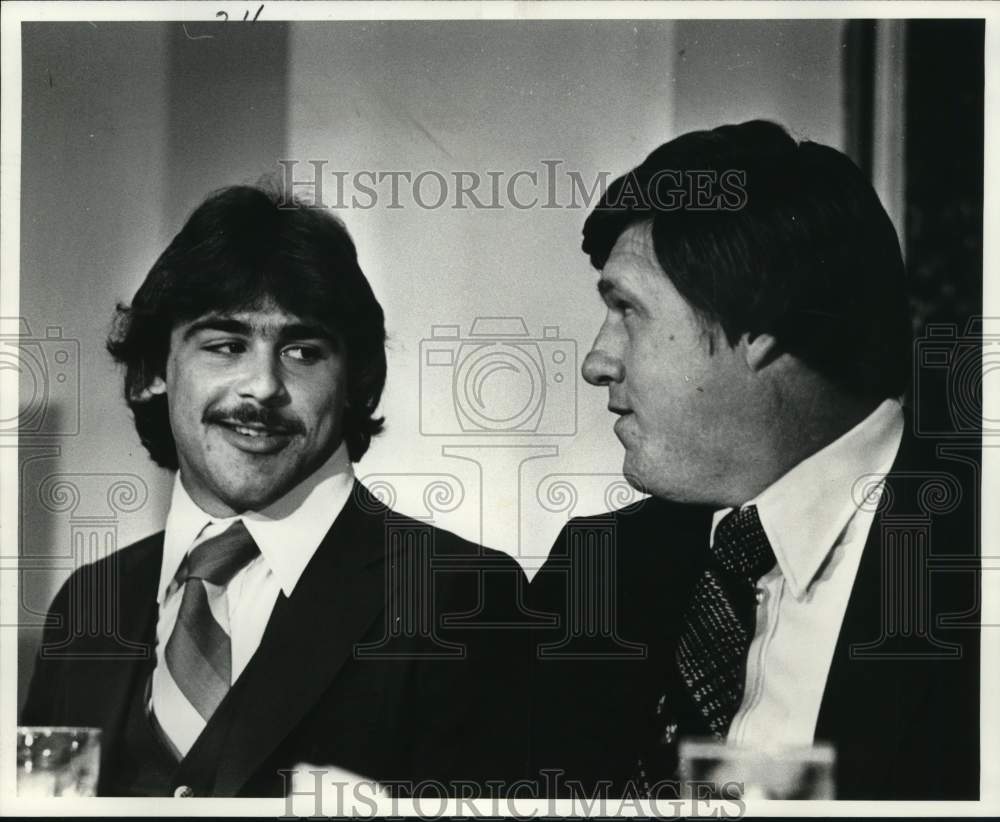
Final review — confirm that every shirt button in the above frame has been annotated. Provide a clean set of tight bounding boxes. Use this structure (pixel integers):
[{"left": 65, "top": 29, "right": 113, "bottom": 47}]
[
  {"left": 174, "top": 785, "right": 194, "bottom": 797},
  {"left": 755, "top": 587, "right": 767, "bottom": 604}
]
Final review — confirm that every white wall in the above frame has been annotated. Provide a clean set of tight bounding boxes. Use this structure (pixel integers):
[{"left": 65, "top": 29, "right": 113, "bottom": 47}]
[{"left": 672, "top": 20, "right": 846, "bottom": 148}]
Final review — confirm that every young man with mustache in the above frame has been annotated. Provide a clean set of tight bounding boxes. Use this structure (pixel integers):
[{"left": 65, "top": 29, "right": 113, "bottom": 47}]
[{"left": 22, "top": 184, "right": 527, "bottom": 797}]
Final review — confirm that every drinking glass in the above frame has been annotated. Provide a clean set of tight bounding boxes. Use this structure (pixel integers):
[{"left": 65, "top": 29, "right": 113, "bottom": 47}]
[
  {"left": 678, "top": 738, "right": 836, "bottom": 799},
  {"left": 17, "top": 726, "right": 101, "bottom": 797}
]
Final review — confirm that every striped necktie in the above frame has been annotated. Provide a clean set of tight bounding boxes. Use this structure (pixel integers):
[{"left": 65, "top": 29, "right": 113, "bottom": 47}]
[
  {"left": 636, "top": 505, "right": 776, "bottom": 793},
  {"left": 165, "top": 520, "right": 260, "bottom": 722}
]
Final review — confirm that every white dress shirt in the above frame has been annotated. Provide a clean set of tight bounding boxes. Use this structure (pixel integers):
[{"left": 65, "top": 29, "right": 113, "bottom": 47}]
[
  {"left": 715, "top": 399, "right": 904, "bottom": 748},
  {"left": 149, "top": 442, "right": 355, "bottom": 757}
]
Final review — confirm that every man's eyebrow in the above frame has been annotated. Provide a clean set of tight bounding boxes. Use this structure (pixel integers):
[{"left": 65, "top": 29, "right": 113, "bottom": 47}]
[
  {"left": 181, "top": 317, "right": 338, "bottom": 345},
  {"left": 278, "top": 322, "right": 338, "bottom": 343},
  {"left": 182, "top": 317, "right": 251, "bottom": 341},
  {"left": 597, "top": 279, "right": 616, "bottom": 297}
]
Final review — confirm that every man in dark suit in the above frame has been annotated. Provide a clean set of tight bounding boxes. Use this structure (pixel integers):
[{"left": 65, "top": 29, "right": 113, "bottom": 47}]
[
  {"left": 21, "top": 185, "right": 528, "bottom": 798},
  {"left": 530, "top": 121, "right": 980, "bottom": 800}
]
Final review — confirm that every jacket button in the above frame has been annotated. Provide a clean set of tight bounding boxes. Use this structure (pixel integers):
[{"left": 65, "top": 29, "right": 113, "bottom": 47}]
[{"left": 173, "top": 785, "right": 194, "bottom": 797}]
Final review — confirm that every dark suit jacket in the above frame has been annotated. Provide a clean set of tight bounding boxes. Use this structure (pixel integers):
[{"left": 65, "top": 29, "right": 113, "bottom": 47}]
[
  {"left": 530, "top": 430, "right": 980, "bottom": 800},
  {"left": 22, "top": 481, "right": 530, "bottom": 797}
]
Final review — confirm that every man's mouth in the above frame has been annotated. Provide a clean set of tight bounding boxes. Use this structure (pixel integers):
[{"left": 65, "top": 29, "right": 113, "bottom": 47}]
[
  {"left": 222, "top": 422, "right": 288, "bottom": 438},
  {"left": 610, "top": 408, "right": 633, "bottom": 441},
  {"left": 213, "top": 420, "right": 295, "bottom": 453}
]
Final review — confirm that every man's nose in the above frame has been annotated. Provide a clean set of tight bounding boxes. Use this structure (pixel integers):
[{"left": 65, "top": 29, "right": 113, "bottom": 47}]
[
  {"left": 235, "top": 352, "right": 289, "bottom": 404},
  {"left": 581, "top": 348, "right": 624, "bottom": 387}
]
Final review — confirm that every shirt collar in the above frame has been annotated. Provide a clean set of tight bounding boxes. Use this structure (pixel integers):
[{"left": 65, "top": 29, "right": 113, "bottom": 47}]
[
  {"left": 159, "top": 442, "right": 355, "bottom": 603},
  {"left": 710, "top": 399, "right": 904, "bottom": 600}
]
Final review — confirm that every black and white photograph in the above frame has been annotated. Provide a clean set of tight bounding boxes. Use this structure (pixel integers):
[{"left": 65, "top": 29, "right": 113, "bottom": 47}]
[{"left": 0, "top": 1, "right": 995, "bottom": 815}]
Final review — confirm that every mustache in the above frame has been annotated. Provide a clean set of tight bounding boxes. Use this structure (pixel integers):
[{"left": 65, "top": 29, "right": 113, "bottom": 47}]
[{"left": 204, "top": 405, "right": 305, "bottom": 435}]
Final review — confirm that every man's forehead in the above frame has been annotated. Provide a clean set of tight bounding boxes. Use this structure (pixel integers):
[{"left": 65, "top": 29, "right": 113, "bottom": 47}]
[{"left": 601, "top": 223, "right": 664, "bottom": 286}]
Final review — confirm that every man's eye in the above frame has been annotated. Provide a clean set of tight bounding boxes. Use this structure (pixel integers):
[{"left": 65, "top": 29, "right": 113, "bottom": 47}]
[
  {"left": 204, "top": 341, "right": 245, "bottom": 355},
  {"left": 283, "top": 345, "right": 324, "bottom": 362},
  {"left": 613, "top": 299, "right": 634, "bottom": 315}
]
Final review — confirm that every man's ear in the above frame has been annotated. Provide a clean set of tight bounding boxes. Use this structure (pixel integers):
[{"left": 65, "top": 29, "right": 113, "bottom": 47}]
[
  {"left": 741, "top": 331, "right": 782, "bottom": 372},
  {"left": 132, "top": 375, "right": 167, "bottom": 402}
]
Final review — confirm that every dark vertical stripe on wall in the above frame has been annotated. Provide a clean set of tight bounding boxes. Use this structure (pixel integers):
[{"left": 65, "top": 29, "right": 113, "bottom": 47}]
[
  {"left": 904, "top": 20, "right": 984, "bottom": 439},
  {"left": 843, "top": 20, "right": 876, "bottom": 178},
  {"left": 904, "top": 19, "right": 984, "bottom": 328},
  {"left": 165, "top": 21, "right": 289, "bottom": 229}
]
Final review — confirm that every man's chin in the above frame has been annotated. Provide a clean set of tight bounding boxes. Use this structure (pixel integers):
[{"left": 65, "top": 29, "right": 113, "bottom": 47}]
[
  {"left": 620, "top": 468, "right": 649, "bottom": 496},
  {"left": 620, "top": 452, "right": 653, "bottom": 497},
  {"left": 621, "top": 455, "right": 680, "bottom": 502},
  {"left": 214, "top": 479, "right": 294, "bottom": 515}
]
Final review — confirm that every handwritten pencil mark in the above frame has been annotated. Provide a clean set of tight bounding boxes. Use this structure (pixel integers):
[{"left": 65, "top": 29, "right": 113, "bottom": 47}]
[{"left": 182, "top": 23, "right": 214, "bottom": 40}]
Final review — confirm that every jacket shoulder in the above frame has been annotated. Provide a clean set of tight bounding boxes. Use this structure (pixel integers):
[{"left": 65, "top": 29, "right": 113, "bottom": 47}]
[
  {"left": 551, "top": 495, "right": 712, "bottom": 557},
  {"left": 353, "top": 481, "right": 524, "bottom": 576},
  {"left": 568, "top": 493, "right": 710, "bottom": 526},
  {"left": 48, "top": 531, "right": 164, "bottom": 608}
]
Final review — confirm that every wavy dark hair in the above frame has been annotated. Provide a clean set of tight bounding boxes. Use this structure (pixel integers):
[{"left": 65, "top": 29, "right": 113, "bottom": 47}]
[
  {"left": 107, "top": 184, "right": 387, "bottom": 468},
  {"left": 582, "top": 120, "right": 911, "bottom": 400}
]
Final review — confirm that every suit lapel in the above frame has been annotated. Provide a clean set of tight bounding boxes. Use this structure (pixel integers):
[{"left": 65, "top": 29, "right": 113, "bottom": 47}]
[
  {"left": 813, "top": 498, "right": 903, "bottom": 752},
  {"left": 817, "top": 426, "right": 980, "bottom": 798},
  {"left": 207, "top": 482, "right": 398, "bottom": 796},
  {"left": 814, "top": 433, "right": 922, "bottom": 787}
]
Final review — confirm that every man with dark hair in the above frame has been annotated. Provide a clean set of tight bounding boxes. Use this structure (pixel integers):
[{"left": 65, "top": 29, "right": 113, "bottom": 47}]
[
  {"left": 531, "top": 121, "right": 979, "bottom": 800},
  {"left": 22, "top": 185, "right": 527, "bottom": 797}
]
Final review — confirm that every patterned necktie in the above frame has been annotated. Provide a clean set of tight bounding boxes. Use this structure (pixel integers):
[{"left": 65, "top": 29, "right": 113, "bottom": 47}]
[
  {"left": 165, "top": 520, "right": 260, "bottom": 721},
  {"left": 636, "top": 504, "right": 776, "bottom": 793}
]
